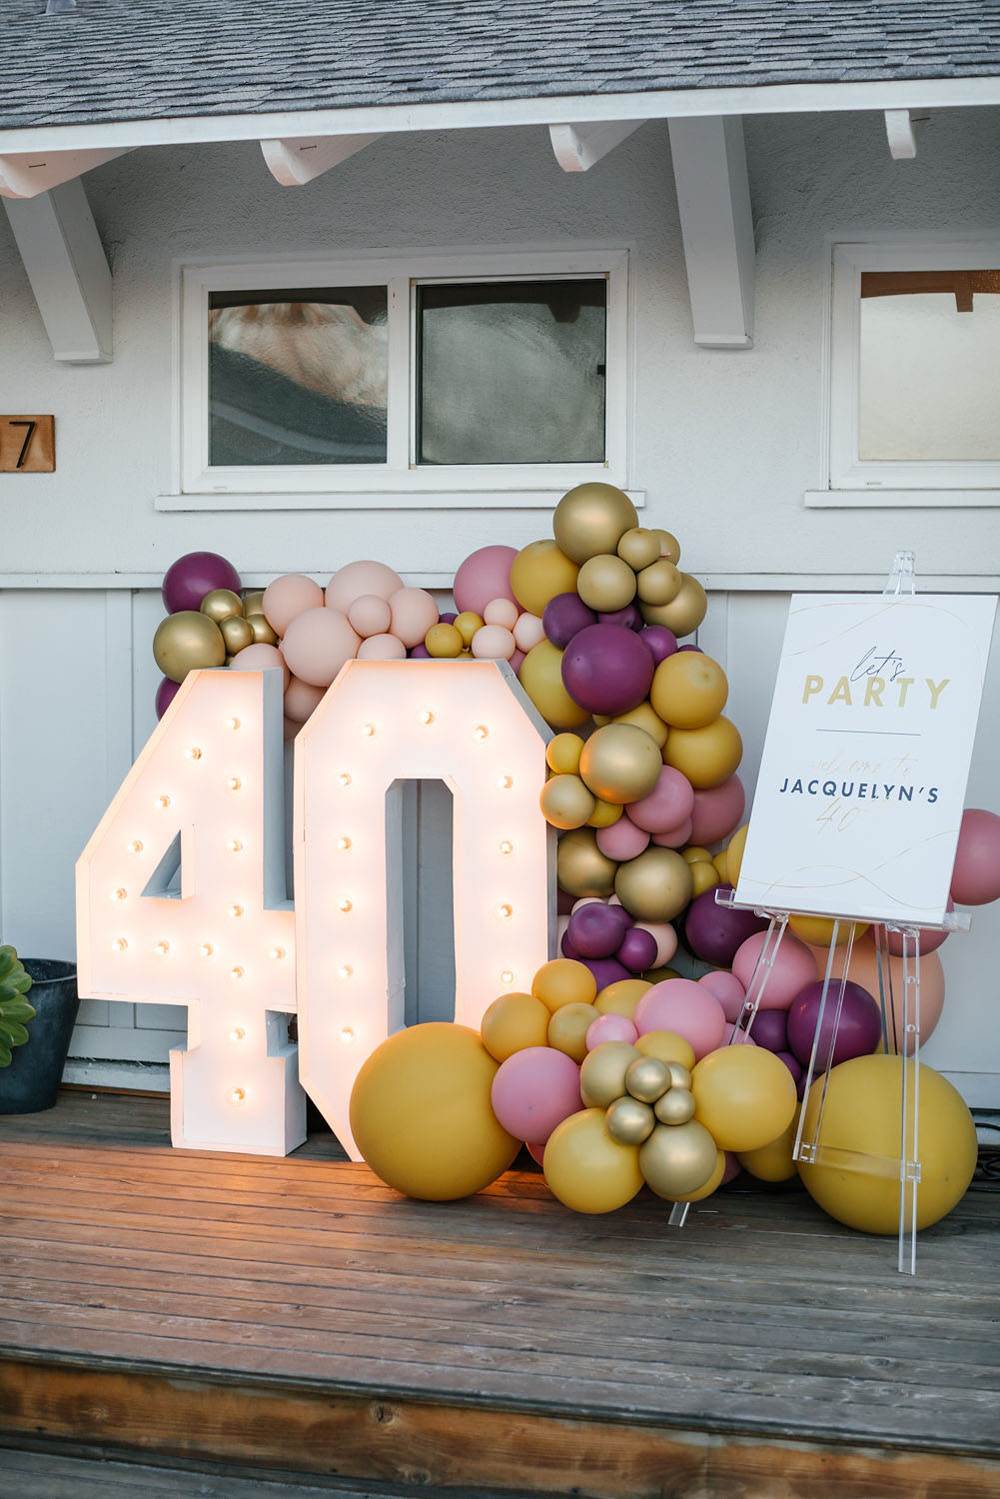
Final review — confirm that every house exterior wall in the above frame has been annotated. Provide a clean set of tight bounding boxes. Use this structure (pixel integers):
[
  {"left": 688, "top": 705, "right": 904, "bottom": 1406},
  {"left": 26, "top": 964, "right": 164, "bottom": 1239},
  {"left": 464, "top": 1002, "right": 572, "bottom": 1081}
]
[{"left": 1, "top": 106, "right": 998, "bottom": 1104}]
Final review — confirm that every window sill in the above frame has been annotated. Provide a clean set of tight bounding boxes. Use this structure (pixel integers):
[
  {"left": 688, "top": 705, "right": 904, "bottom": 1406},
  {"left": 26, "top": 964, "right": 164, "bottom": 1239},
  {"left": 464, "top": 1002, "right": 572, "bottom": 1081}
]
[
  {"left": 157, "top": 487, "right": 646, "bottom": 514},
  {"left": 803, "top": 489, "right": 1000, "bottom": 510}
]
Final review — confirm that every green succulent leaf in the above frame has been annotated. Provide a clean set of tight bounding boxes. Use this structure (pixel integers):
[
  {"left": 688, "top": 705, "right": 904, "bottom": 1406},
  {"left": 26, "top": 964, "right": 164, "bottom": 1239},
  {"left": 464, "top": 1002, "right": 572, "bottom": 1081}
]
[
  {"left": 0, "top": 946, "right": 34, "bottom": 1058},
  {"left": 1, "top": 1021, "right": 29, "bottom": 1047},
  {"left": 0, "top": 1000, "right": 35, "bottom": 1023},
  {"left": 0, "top": 945, "right": 18, "bottom": 978}
]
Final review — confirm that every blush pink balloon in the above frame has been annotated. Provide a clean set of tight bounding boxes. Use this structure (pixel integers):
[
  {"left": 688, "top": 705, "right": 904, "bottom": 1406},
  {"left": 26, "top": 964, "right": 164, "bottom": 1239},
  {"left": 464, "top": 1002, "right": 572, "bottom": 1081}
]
[
  {"left": 357, "top": 633, "right": 407, "bottom": 660},
  {"left": 633, "top": 978, "right": 727, "bottom": 1059},
  {"left": 637, "top": 921, "right": 678, "bottom": 968},
  {"left": 262, "top": 574, "right": 324, "bottom": 635},
  {"left": 230, "top": 642, "right": 290, "bottom": 689},
  {"left": 731, "top": 930, "right": 818, "bottom": 1011},
  {"left": 627, "top": 765, "right": 695, "bottom": 835},
  {"left": 510, "top": 648, "right": 526, "bottom": 674},
  {"left": 490, "top": 1046, "right": 582, "bottom": 1145},
  {"left": 453, "top": 545, "right": 518, "bottom": 616},
  {"left": 513, "top": 613, "right": 545, "bottom": 652},
  {"left": 721, "top": 1152, "right": 742, "bottom": 1185},
  {"left": 723, "top": 1022, "right": 756, "bottom": 1047},
  {"left": 388, "top": 587, "right": 439, "bottom": 647},
  {"left": 284, "top": 676, "right": 325, "bottom": 723},
  {"left": 471, "top": 624, "right": 516, "bottom": 660},
  {"left": 689, "top": 774, "right": 746, "bottom": 847},
  {"left": 950, "top": 808, "right": 1000, "bottom": 906},
  {"left": 651, "top": 818, "right": 694, "bottom": 849},
  {"left": 279, "top": 607, "right": 360, "bottom": 687},
  {"left": 483, "top": 597, "right": 520, "bottom": 629},
  {"left": 882, "top": 916, "right": 950, "bottom": 957},
  {"left": 347, "top": 593, "right": 393, "bottom": 638},
  {"left": 596, "top": 814, "right": 650, "bottom": 862},
  {"left": 586, "top": 1013, "right": 639, "bottom": 1050},
  {"left": 326, "top": 560, "right": 403, "bottom": 612},
  {"left": 698, "top": 969, "right": 747, "bottom": 1024}
]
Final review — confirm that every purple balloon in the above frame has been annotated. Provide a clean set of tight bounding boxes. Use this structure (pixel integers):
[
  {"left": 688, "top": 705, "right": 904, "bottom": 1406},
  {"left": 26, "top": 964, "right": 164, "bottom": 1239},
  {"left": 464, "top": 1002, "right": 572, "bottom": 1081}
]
[
  {"left": 747, "top": 1008, "right": 789, "bottom": 1053},
  {"left": 561, "top": 623, "right": 655, "bottom": 716},
  {"left": 439, "top": 611, "right": 457, "bottom": 625},
  {"left": 543, "top": 592, "right": 596, "bottom": 649},
  {"left": 787, "top": 980, "right": 882, "bottom": 1070},
  {"left": 408, "top": 643, "right": 431, "bottom": 658},
  {"left": 579, "top": 956, "right": 631, "bottom": 992},
  {"left": 155, "top": 676, "right": 180, "bottom": 719},
  {"left": 677, "top": 643, "right": 703, "bottom": 653},
  {"left": 684, "top": 884, "right": 769, "bottom": 967},
  {"left": 776, "top": 1051, "right": 804, "bottom": 1087},
  {"left": 162, "top": 551, "right": 241, "bottom": 614},
  {"left": 639, "top": 626, "right": 678, "bottom": 665},
  {"left": 560, "top": 928, "right": 581, "bottom": 959},
  {"left": 598, "top": 604, "right": 642, "bottom": 631},
  {"left": 616, "top": 925, "right": 658, "bottom": 974},
  {"left": 568, "top": 901, "right": 631, "bottom": 960}
]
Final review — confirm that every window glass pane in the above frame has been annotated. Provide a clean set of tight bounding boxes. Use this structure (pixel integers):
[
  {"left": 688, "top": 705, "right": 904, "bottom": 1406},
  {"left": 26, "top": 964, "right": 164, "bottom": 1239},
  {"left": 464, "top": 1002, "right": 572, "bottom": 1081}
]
[
  {"left": 415, "top": 280, "right": 606, "bottom": 465},
  {"left": 858, "top": 272, "right": 1000, "bottom": 461},
  {"left": 208, "top": 289, "right": 387, "bottom": 465}
]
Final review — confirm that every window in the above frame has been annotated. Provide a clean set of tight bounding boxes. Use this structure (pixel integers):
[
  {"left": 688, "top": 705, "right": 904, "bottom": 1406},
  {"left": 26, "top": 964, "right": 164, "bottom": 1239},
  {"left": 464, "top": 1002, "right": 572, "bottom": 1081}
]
[
  {"left": 810, "top": 240, "right": 1000, "bottom": 508},
  {"left": 175, "top": 250, "right": 628, "bottom": 510}
]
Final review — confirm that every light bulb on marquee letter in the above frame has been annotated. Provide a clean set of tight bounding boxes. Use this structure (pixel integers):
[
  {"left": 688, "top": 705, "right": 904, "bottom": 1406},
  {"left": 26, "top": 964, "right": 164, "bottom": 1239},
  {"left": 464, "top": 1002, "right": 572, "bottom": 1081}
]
[
  {"left": 76, "top": 669, "right": 303, "bottom": 1156},
  {"left": 293, "top": 659, "right": 554, "bottom": 1160}
]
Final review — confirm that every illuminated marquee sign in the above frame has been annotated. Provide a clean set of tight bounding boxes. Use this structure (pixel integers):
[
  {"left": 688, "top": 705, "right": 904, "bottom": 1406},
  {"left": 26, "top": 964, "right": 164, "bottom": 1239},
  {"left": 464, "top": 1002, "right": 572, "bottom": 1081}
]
[{"left": 77, "top": 661, "right": 553, "bottom": 1158}]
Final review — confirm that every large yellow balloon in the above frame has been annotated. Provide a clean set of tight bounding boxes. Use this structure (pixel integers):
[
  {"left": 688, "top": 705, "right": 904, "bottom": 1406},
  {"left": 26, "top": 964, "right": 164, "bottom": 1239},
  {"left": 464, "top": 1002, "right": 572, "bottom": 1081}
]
[
  {"left": 692, "top": 1046, "right": 797, "bottom": 1152},
  {"left": 556, "top": 828, "right": 618, "bottom": 898},
  {"left": 650, "top": 651, "right": 729, "bottom": 730},
  {"left": 518, "top": 640, "right": 591, "bottom": 730},
  {"left": 797, "top": 1055, "right": 977, "bottom": 1233},
  {"left": 614, "top": 847, "right": 693, "bottom": 921},
  {"left": 579, "top": 724, "right": 663, "bottom": 804},
  {"left": 510, "top": 539, "right": 579, "bottom": 616},
  {"left": 153, "top": 611, "right": 226, "bottom": 683},
  {"left": 663, "top": 717, "right": 742, "bottom": 789},
  {"left": 553, "top": 483, "right": 638, "bottom": 565},
  {"left": 349, "top": 1023, "right": 520, "bottom": 1200},
  {"left": 738, "top": 1107, "right": 801, "bottom": 1182},
  {"left": 543, "top": 1107, "right": 645, "bottom": 1212}
]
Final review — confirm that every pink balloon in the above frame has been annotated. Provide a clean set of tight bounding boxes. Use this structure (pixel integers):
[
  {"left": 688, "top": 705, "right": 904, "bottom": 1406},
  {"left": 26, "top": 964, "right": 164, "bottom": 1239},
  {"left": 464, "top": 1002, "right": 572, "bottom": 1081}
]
[
  {"left": 723, "top": 1022, "right": 756, "bottom": 1047},
  {"left": 357, "top": 633, "right": 407, "bottom": 660},
  {"left": 731, "top": 930, "right": 818, "bottom": 1012},
  {"left": 950, "top": 808, "right": 1000, "bottom": 905},
  {"left": 689, "top": 774, "right": 746, "bottom": 847},
  {"left": 326, "top": 560, "right": 403, "bottom": 613},
  {"left": 627, "top": 766, "right": 695, "bottom": 835},
  {"left": 721, "top": 1152, "right": 742, "bottom": 1185},
  {"left": 882, "top": 918, "right": 950, "bottom": 957},
  {"left": 230, "top": 642, "right": 290, "bottom": 689},
  {"left": 633, "top": 978, "right": 727, "bottom": 1059},
  {"left": 262, "top": 574, "right": 324, "bottom": 635},
  {"left": 651, "top": 817, "right": 693, "bottom": 849},
  {"left": 388, "top": 587, "right": 439, "bottom": 648},
  {"left": 471, "top": 624, "right": 516, "bottom": 660},
  {"left": 280, "top": 607, "right": 360, "bottom": 687},
  {"left": 284, "top": 676, "right": 325, "bottom": 723},
  {"left": 513, "top": 613, "right": 545, "bottom": 652},
  {"left": 490, "top": 1047, "right": 582, "bottom": 1145},
  {"left": 453, "top": 545, "right": 518, "bottom": 616},
  {"left": 527, "top": 1141, "right": 546, "bottom": 1167},
  {"left": 596, "top": 814, "right": 650, "bottom": 862},
  {"left": 347, "top": 594, "right": 393, "bottom": 638},
  {"left": 483, "top": 597, "right": 520, "bottom": 629},
  {"left": 509, "top": 648, "right": 526, "bottom": 674},
  {"left": 586, "top": 1013, "right": 639, "bottom": 1050},
  {"left": 698, "top": 969, "right": 747, "bottom": 1024},
  {"left": 636, "top": 921, "right": 677, "bottom": 968}
]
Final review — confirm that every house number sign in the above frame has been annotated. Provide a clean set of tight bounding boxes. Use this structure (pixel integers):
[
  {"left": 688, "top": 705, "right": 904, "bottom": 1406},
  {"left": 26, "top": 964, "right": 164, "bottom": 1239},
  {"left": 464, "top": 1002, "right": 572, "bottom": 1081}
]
[{"left": 0, "top": 415, "right": 55, "bottom": 472}]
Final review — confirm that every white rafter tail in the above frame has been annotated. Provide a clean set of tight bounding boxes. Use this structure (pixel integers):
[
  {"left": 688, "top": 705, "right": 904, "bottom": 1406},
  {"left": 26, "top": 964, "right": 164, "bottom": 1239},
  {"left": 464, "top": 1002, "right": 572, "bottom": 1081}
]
[
  {"left": 0, "top": 147, "right": 129, "bottom": 199},
  {"left": 667, "top": 114, "right": 755, "bottom": 349},
  {"left": 3, "top": 178, "right": 112, "bottom": 362},
  {"left": 885, "top": 108, "right": 919, "bottom": 159},
  {"left": 260, "top": 133, "right": 382, "bottom": 186},
  {"left": 548, "top": 120, "right": 646, "bottom": 173}
]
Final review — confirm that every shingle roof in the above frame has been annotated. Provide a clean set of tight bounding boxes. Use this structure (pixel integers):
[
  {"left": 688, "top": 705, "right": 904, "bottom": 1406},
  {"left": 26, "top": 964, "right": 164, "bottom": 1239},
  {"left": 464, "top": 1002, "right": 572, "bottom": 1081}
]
[{"left": 1, "top": 0, "right": 998, "bottom": 132}]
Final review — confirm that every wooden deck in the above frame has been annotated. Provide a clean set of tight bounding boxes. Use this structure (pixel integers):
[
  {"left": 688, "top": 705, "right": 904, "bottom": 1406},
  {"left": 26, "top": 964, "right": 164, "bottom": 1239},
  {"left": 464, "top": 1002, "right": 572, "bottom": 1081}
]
[{"left": 0, "top": 1091, "right": 997, "bottom": 1499}]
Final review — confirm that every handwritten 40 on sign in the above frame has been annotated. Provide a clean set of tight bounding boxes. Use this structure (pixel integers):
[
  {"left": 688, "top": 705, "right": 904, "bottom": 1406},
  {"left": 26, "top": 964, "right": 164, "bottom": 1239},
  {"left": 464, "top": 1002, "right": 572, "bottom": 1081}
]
[{"left": 76, "top": 663, "right": 554, "bottom": 1159}]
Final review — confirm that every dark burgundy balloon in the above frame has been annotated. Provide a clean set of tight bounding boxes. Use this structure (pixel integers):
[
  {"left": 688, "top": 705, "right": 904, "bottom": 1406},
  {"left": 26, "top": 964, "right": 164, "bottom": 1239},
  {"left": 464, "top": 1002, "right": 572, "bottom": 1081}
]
[
  {"left": 543, "top": 592, "right": 596, "bottom": 649},
  {"left": 598, "top": 604, "right": 642, "bottom": 631},
  {"left": 787, "top": 980, "right": 882, "bottom": 1070},
  {"left": 639, "top": 625, "right": 678, "bottom": 664},
  {"left": 677, "top": 643, "right": 703, "bottom": 653},
  {"left": 155, "top": 676, "right": 180, "bottom": 719},
  {"left": 560, "top": 929, "right": 581, "bottom": 959},
  {"left": 568, "top": 900, "right": 632, "bottom": 959},
  {"left": 557, "top": 887, "right": 576, "bottom": 916},
  {"left": 408, "top": 643, "right": 431, "bottom": 658},
  {"left": 439, "top": 611, "right": 457, "bottom": 625},
  {"left": 561, "top": 623, "right": 655, "bottom": 716},
  {"left": 616, "top": 925, "right": 658, "bottom": 974},
  {"left": 684, "top": 884, "right": 769, "bottom": 967},
  {"left": 162, "top": 551, "right": 241, "bottom": 614},
  {"left": 776, "top": 1051, "right": 804, "bottom": 1087},
  {"left": 747, "top": 1008, "right": 789, "bottom": 1053},
  {"left": 579, "top": 956, "right": 631, "bottom": 992}
]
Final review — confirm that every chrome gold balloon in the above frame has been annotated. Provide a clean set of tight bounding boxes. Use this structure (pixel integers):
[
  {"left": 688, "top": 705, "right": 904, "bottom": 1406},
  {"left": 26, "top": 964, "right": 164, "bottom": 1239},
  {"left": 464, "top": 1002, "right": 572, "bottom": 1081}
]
[
  {"left": 540, "top": 774, "right": 597, "bottom": 830},
  {"left": 624, "top": 1055, "right": 671, "bottom": 1103},
  {"left": 576, "top": 553, "right": 637, "bottom": 613},
  {"left": 639, "top": 572, "right": 707, "bottom": 638},
  {"left": 219, "top": 615, "right": 256, "bottom": 655},
  {"left": 578, "top": 724, "right": 662, "bottom": 805},
  {"left": 153, "top": 611, "right": 226, "bottom": 684},
  {"left": 580, "top": 1041, "right": 642, "bottom": 1108},
  {"left": 654, "top": 1086, "right": 696, "bottom": 1125},
  {"left": 665, "top": 1061, "right": 693, "bottom": 1090},
  {"left": 246, "top": 611, "right": 279, "bottom": 646},
  {"left": 614, "top": 847, "right": 694, "bottom": 922},
  {"left": 617, "top": 527, "right": 661, "bottom": 571},
  {"left": 605, "top": 1096, "right": 656, "bottom": 1146},
  {"left": 639, "top": 1120, "right": 719, "bottom": 1200},
  {"left": 242, "top": 589, "right": 266, "bottom": 616},
  {"left": 553, "top": 482, "right": 639, "bottom": 565},
  {"left": 636, "top": 559, "right": 682, "bottom": 606},
  {"left": 654, "top": 529, "right": 681, "bottom": 564},
  {"left": 200, "top": 588, "right": 244, "bottom": 624},
  {"left": 555, "top": 828, "right": 618, "bottom": 898}
]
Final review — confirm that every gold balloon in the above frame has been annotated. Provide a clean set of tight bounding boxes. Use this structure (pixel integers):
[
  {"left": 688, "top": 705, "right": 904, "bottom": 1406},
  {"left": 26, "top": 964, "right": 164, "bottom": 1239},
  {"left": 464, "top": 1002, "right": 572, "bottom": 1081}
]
[
  {"left": 546, "top": 732, "right": 585, "bottom": 775},
  {"left": 587, "top": 798, "right": 623, "bottom": 829},
  {"left": 200, "top": 588, "right": 244, "bottom": 624},
  {"left": 662, "top": 717, "right": 743, "bottom": 790},
  {"left": 510, "top": 539, "right": 579, "bottom": 615},
  {"left": 553, "top": 482, "right": 639, "bottom": 565},
  {"left": 519, "top": 640, "right": 591, "bottom": 730},
  {"left": 665, "top": 1061, "right": 693, "bottom": 1090},
  {"left": 639, "top": 1120, "right": 719, "bottom": 1200},
  {"left": 219, "top": 615, "right": 255, "bottom": 654},
  {"left": 576, "top": 553, "right": 637, "bottom": 612},
  {"left": 555, "top": 829, "right": 618, "bottom": 898},
  {"left": 654, "top": 1086, "right": 696, "bottom": 1125},
  {"left": 246, "top": 611, "right": 278, "bottom": 646},
  {"left": 153, "top": 611, "right": 226, "bottom": 683},
  {"left": 617, "top": 527, "right": 661, "bottom": 571},
  {"left": 689, "top": 860, "right": 722, "bottom": 898},
  {"left": 653, "top": 529, "right": 681, "bottom": 564},
  {"left": 605, "top": 1096, "right": 656, "bottom": 1145},
  {"left": 547, "top": 1002, "right": 600, "bottom": 1062},
  {"left": 242, "top": 589, "right": 265, "bottom": 615},
  {"left": 540, "top": 774, "right": 596, "bottom": 830},
  {"left": 543, "top": 1107, "right": 644, "bottom": 1214},
  {"left": 635, "top": 1030, "right": 696, "bottom": 1070},
  {"left": 594, "top": 701, "right": 669, "bottom": 749},
  {"left": 624, "top": 1055, "right": 671, "bottom": 1103},
  {"left": 639, "top": 572, "right": 707, "bottom": 637},
  {"left": 738, "top": 1107, "right": 800, "bottom": 1182},
  {"left": 580, "top": 1041, "right": 642, "bottom": 1108},
  {"left": 594, "top": 978, "right": 651, "bottom": 1018},
  {"left": 665, "top": 1148, "right": 727, "bottom": 1203},
  {"left": 425, "top": 622, "right": 464, "bottom": 658},
  {"left": 636, "top": 560, "right": 682, "bottom": 606},
  {"left": 614, "top": 847, "right": 693, "bottom": 922},
  {"left": 578, "top": 724, "right": 663, "bottom": 804}
]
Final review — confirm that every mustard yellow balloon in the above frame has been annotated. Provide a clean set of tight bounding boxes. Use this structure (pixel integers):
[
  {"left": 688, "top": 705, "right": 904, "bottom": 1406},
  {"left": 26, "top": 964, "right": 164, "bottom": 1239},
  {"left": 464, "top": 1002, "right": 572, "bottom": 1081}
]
[
  {"left": 546, "top": 732, "right": 585, "bottom": 775},
  {"left": 595, "top": 701, "right": 669, "bottom": 749},
  {"left": 153, "top": 611, "right": 226, "bottom": 683},
  {"left": 692, "top": 1046, "right": 797, "bottom": 1153},
  {"left": 548, "top": 1002, "right": 601, "bottom": 1062},
  {"left": 543, "top": 1107, "right": 645, "bottom": 1213},
  {"left": 614, "top": 847, "right": 693, "bottom": 922},
  {"left": 635, "top": 1029, "right": 697, "bottom": 1070},
  {"left": 639, "top": 1120, "right": 719, "bottom": 1200},
  {"left": 644, "top": 965, "right": 681, "bottom": 986},
  {"left": 510, "top": 539, "right": 580, "bottom": 616},
  {"left": 579, "top": 724, "right": 663, "bottom": 804},
  {"left": 556, "top": 828, "right": 618, "bottom": 898},
  {"left": 587, "top": 798, "right": 624, "bottom": 829},
  {"left": 797, "top": 1055, "right": 977, "bottom": 1234},
  {"left": 639, "top": 572, "right": 707, "bottom": 637},
  {"left": 579, "top": 1041, "right": 643, "bottom": 1107},
  {"left": 724, "top": 825, "right": 748, "bottom": 886},
  {"left": 552, "top": 483, "right": 639, "bottom": 565},
  {"left": 519, "top": 640, "right": 591, "bottom": 730},
  {"left": 617, "top": 527, "right": 661, "bottom": 571},
  {"left": 651, "top": 651, "right": 729, "bottom": 730},
  {"left": 349, "top": 1023, "right": 519, "bottom": 1200},
  {"left": 713, "top": 849, "right": 729, "bottom": 882},
  {"left": 425, "top": 622, "right": 464, "bottom": 658},
  {"left": 453, "top": 611, "right": 484, "bottom": 647},
  {"left": 636, "top": 560, "right": 682, "bottom": 607},
  {"left": 663, "top": 716, "right": 742, "bottom": 789},
  {"left": 689, "top": 860, "right": 722, "bottom": 899},
  {"left": 532, "top": 958, "right": 598, "bottom": 1013},
  {"left": 788, "top": 914, "right": 870, "bottom": 947},
  {"left": 682, "top": 845, "right": 714, "bottom": 865},
  {"left": 540, "top": 774, "right": 596, "bottom": 830},
  {"left": 738, "top": 1106, "right": 801, "bottom": 1183},
  {"left": 481, "top": 992, "right": 551, "bottom": 1062},
  {"left": 595, "top": 978, "right": 651, "bottom": 1019},
  {"left": 576, "top": 553, "right": 637, "bottom": 612}
]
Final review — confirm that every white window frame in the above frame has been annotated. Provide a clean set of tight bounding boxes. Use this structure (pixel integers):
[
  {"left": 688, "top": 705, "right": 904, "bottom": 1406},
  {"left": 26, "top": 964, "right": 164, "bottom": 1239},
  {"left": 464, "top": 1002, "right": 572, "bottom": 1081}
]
[
  {"left": 169, "top": 247, "right": 631, "bottom": 513},
  {"left": 806, "top": 238, "right": 1000, "bottom": 509}
]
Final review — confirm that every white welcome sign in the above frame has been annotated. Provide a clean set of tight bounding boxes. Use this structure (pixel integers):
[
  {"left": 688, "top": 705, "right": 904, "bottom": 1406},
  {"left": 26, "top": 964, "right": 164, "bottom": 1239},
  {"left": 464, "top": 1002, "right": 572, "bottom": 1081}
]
[{"left": 736, "top": 592, "right": 997, "bottom": 924}]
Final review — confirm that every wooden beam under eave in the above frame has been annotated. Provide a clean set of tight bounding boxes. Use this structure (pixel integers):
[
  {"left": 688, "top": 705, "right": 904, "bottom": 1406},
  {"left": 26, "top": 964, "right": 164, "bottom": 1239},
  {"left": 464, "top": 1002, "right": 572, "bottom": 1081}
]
[
  {"left": 667, "top": 115, "right": 755, "bottom": 348},
  {"left": 260, "top": 134, "right": 382, "bottom": 186},
  {"left": 4, "top": 178, "right": 112, "bottom": 362},
  {"left": 0, "top": 147, "right": 128, "bottom": 199},
  {"left": 548, "top": 121, "right": 645, "bottom": 173}
]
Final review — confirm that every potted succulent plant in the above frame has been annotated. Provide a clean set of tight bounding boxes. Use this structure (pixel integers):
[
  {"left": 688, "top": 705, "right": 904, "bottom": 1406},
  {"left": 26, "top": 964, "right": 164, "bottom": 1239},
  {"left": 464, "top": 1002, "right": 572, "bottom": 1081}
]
[{"left": 0, "top": 945, "right": 80, "bottom": 1114}]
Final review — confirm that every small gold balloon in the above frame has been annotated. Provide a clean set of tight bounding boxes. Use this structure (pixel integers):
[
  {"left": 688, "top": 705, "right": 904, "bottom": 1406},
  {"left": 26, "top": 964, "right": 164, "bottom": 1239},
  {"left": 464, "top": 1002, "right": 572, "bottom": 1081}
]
[
  {"left": 246, "top": 611, "right": 278, "bottom": 645},
  {"left": 580, "top": 1041, "right": 642, "bottom": 1108},
  {"left": 617, "top": 527, "right": 661, "bottom": 571},
  {"left": 636, "top": 1031, "right": 696, "bottom": 1070},
  {"left": 586, "top": 798, "right": 623, "bottom": 829},
  {"left": 614, "top": 847, "right": 693, "bottom": 922},
  {"left": 546, "top": 732, "right": 585, "bottom": 775},
  {"left": 555, "top": 828, "right": 618, "bottom": 897},
  {"left": 200, "top": 588, "right": 244, "bottom": 624},
  {"left": 689, "top": 860, "right": 722, "bottom": 898},
  {"left": 578, "top": 724, "right": 663, "bottom": 805},
  {"left": 605, "top": 1096, "right": 656, "bottom": 1146},
  {"left": 653, "top": 529, "right": 681, "bottom": 564},
  {"left": 540, "top": 774, "right": 597, "bottom": 830},
  {"left": 624, "top": 1055, "right": 671, "bottom": 1103},
  {"left": 639, "top": 1120, "right": 719, "bottom": 1200},
  {"left": 654, "top": 1086, "right": 696, "bottom": 1125},
  {"left": 639, "top": 572, "right": 707, "bottom": 638},
  {"left": 665, "top": 1061, "right": 693, "bottom": 1090},
  {"left": 553, "top": 483, "right": 639, "bottom": 565},
  {"left": 242, "top": 589, "right": 265, "bottom": 615},
  {"left": 636, "top": 559, "right": 682, "bottom": 606},
  {"left": 597, "top": 702, "right": 669, "bottom": 750},
  {"left": 548, "top": 1002, "right": 601, "bottom": 1062},
  {"left": 153, "top": 611, "right": 226, "bottom": 683},
  {"left": 576, "top": 553, "right": 637, "bottom": 613},
  {"left": 219, "top": 615, "right": 255, "bottom": 654}
]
